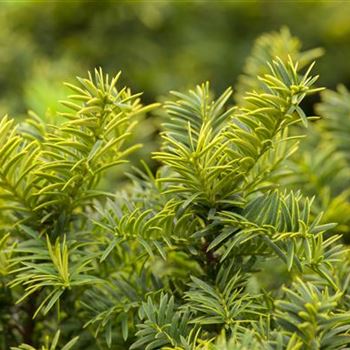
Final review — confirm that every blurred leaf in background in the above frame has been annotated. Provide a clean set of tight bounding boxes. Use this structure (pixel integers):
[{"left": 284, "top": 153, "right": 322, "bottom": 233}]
[{"left": 2, "top": 0, "right": 350, "bottom": 118}]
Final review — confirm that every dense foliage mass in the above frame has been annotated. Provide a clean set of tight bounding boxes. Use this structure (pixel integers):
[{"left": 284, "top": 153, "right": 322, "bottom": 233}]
[{"left": 2, "top": 29, "right": 350, "bottom": 350}]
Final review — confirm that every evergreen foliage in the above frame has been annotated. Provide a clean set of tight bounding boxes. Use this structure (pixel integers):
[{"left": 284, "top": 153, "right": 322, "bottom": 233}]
[{"left": 2, "top": 28, "right": 350, "bottom": 350}]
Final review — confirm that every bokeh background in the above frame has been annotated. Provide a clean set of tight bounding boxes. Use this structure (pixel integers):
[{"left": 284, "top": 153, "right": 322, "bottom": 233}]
[{"left": 2, "top": 0, "right": 350, "bottom": 119}]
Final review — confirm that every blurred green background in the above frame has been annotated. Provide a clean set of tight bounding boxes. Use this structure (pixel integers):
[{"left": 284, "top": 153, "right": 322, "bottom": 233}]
[{"left": 2, "top": 0, "right": 350, "bottom": 120}]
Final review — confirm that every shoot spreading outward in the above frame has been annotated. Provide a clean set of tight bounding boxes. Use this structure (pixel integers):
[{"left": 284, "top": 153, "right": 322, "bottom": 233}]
[{"left": 1, "top": 29, "right": 350, "bottom": 350}]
